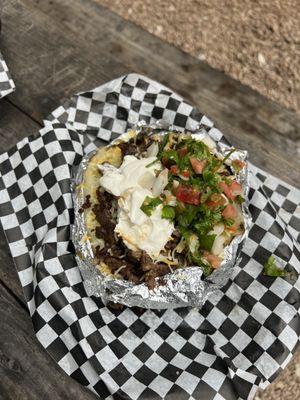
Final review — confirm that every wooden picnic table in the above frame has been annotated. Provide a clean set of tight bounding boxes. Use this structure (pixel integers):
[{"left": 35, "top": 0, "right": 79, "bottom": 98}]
[{"left": 0, "top": 0, "right": 299, "bottom": 399}]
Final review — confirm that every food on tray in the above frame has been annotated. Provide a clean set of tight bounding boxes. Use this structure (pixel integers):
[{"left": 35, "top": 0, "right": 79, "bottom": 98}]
[{"left": 79, "top": 128, "right": 246, "bottom": 290}]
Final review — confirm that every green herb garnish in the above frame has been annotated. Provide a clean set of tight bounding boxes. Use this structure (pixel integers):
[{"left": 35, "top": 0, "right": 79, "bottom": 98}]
[
  {"left": 158, "top": 133, "right": 170, "bottom": 156},
  {"left": 198, "top": 234, "right": 216, "bottom": 251},
  {"left": 140, "top": 196, "right": 162, "bottom": 216},
  {"left": 145, "top": 158, "right": 159, "bottom": 168},
  {"left": 188, "top": 251, "right": 213, "bottom": 276},
  {"left": 224, "top": 218, "right": 235, "bottom": 227},
  {"left": 177, "top": 204, "right": 198, "bottom": 227},
  {"left": 263, "top": 256, "right": 287, "bottom": 277},
  {"left": 222, "top": 148, "right": 236, "bottom": 164},
  {"left": 235, "top": 195, "right": 245, "bottom": 204},
  {"left": 161, "top": 205, "right": 176, "bottom": 220},
  {"left": 161, "top": 149, "right": 179, "bottom": 165}
]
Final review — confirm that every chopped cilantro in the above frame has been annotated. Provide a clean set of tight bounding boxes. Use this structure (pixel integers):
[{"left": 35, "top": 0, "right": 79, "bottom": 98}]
[
  {"left": 224, "top": 218, "right": 235, "bottom": 227},
  {"left": 235, "top": 195, "right": 245, "bottom": 204},
  {"left": 222, "top": 148, "right": 236, "bottom": 163},
  {"left": 194, "top": 220, "right": 213, "bottom": 235},
  {"left": 200, "top": 188, "right": 212, "bottom": 203},
  {"left": 177, "top": 204, "right": 198, "bottom": 227},
  {"left": 187, "top": 139, "right": 210, "bottom": 160},
  {"left": 161, "top": 205, "right": 176, "bottom": 220},
  {"left": 177, "top": 154, "right": 191, "bottom": 171},
  {"left": 161, "top": 149, "right": 179, "bottom": 165},
  {"left": 263, "top": 256, "right": 287, "bottom": 277},
  {"left": 188, "top": 251, "right": 213, "bottom": 276},
  {"left": 145, "top": 158, "right": 159, "bottom": 168},
  {"left": 198, "top": 234, "right": 216, "bottom": 251},
  {"left": 140, "top": 196, "right": 162, "bottom": 216},
  {"left": 158, "top": 133, "right": 169, "bottom": 156},
  {"left": 202, "top": 168, "right": 221, "bottom": 190}
]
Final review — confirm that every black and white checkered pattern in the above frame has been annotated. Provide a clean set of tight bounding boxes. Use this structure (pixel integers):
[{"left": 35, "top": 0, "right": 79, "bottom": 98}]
[
  {"left": 0, "top": 74, "right": 299, "bottom": 400},
  {"left": 0, "top": 51, "right": 15, "bottom": 98}
]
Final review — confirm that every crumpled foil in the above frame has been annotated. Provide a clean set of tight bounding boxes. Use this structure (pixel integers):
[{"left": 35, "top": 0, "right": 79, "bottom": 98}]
[{"left": 72, "top": 123, "right": 252, "bottom": 309}]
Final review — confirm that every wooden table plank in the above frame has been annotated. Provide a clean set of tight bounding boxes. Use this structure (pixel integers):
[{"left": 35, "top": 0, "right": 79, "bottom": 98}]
[
  {"left": 0, "top": 100, "right": 41, "bottom": 302},
  {"left": 0, "top": 99, "right": 41, "bottom": 145},
  {"left": 1, "top": 0, "right": 300, "bottom": 186},
  {"left": 0, "top": 283, "right": 97, "bottom": 400}
]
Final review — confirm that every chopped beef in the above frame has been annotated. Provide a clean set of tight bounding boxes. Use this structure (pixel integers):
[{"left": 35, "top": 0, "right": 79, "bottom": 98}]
[
  {"left": 136, "top": 133, "right": 153, "bottom": 153},
  {"left": 92, "top": 188, "right": 117, "bottom": 246},
  {"left": 145, "top": 263, "right": 174, "bottom": 280},
  {"left": 93, "top": 204, "right": 116, "bottom": 246},
  {"left": 96, "top": 188, "right": 115, "bottom": 208},
  {"left": 90, "top": 134, "right": 178, "bottom": 290},
  {"left": 141, "top": 251, "right": 155, "bottom": 272},
  {"left": 102, "top": 255, "right": 127, "bottom": 272},
  {"left": 121, "top": 266, "right": 142, "bottom": 284},
  {"left": 146, "top": 276, "right": 156, "bottom": 290},
  {"left": 165, "top": 230, "right": 181, "bottom": 251},
  {"left": 145, "top": 263, "right": 172, "bottom": 278},
  {"left": 110, "top": 242, "right": 126, "bottom": 258},
  {"left": 157, "top": 277, "right": 167, "bottom": 286},
  {"left": 79, "top": 194, "right": 91, "bottom": 213},
  {"left": 147, "top": 275, "right": 167, "bottom": 290},
  {"left": 140, "top": 251, "right": 175, "bottom": 290},
  {"left": 117, "top": 142, "right": 138, "bottom": 156},
  {"left": 117, "top": 134, "right": 154, "bottom": 156},
  {"left": 94, "top": 244, "right": 108, "bottom": 259},
  {"left": 101, "top": 256, "right": 142, "bottom": 284},
  {"left": 126, "top": 249, "right": 142, "bottom": 265}
]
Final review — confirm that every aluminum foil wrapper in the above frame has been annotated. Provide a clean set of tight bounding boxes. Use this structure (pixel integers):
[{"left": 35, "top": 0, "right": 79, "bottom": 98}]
[{"left": 72, "top": 123, "right": 252, "bottom": 309}]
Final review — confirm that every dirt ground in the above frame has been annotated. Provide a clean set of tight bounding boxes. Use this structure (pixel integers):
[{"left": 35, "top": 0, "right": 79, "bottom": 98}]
[
  {"left": 98, "top": 0, "right": 300, "bottom": 113},
  {"left": 95, "top": 2, "right": 300, "bottom": 398}
]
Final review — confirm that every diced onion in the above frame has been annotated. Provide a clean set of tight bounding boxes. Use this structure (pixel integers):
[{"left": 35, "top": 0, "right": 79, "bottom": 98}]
[
  {"left": 147, "top": 142, "right": 159, "bottom": 157},
  {"left": 188, "top": 234, "right": 199, "bottom": 254},
  {"left": 211, "top": 233, "right": 228, "bottom": 256},
  {"left": 210, "top": 223, "right": 225, "bottom": 236},
  {"left": 152, "top": 168, "right": 169, "bottom": 196}
]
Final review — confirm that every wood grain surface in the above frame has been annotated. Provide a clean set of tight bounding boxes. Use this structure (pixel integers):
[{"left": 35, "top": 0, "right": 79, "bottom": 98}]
[
  {"left": 0, "top": 283, "right": 97, "bottom": 400},
  {"left": 0, "top": 0, "right": 299, "bottom": 399}
]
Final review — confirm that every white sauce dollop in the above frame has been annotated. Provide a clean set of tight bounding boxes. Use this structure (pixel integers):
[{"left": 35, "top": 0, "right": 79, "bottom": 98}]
[{"left": 99, "top": 155, "right": 174, "bottom": 256}]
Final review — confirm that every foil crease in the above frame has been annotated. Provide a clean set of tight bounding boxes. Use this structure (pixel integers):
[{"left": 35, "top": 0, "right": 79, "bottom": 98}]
[{"left": 71, "top": 123, "right": 252, "bottom": 309}]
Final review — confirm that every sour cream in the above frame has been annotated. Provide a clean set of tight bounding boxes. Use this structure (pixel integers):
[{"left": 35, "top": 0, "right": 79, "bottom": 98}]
[
  {"left": 99, "top": 155, "right": 160, "bottom": 196},
  {"left": 116, "top": 187, "right": 174, "bottom": 255},
  {"left": 99, "top": 155, "right": 174, "bottom": 256}
]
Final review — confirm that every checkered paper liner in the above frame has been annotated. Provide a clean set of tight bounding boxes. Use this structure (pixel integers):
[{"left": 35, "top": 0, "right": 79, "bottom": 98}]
[
  {"left": 0, "top": 74, "right": 299, "bottom": 400},
  {"left": 0, "top": 51, "right": 15, "bottom": 98}
]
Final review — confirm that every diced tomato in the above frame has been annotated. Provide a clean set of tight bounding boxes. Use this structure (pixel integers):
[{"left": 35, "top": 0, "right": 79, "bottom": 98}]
[
  {"left": 232, "top": 159, "right": 246, "bottom": 171},
  {"left": 177, "top": 147, "right": 188, "bottom": 157},
  {"left": 230, "top": 181, "right": 243, "bottom": 196},
  {"left": 206, "top": 193, "right": 227, "bottom": 208},
  {"left": 176, "top": 185, "right": 201, "bottom": 205},
  {"left": 206, "top": 200, "right": 217, "bottom": 208},
  {"left": 219, "top": 180, "right": 242, "bottom": 200},
  {"left": 180, "top": 170, "right": 190, "bottom": 178},
  {"left": 226, "top": 224, "right": 238, "bottom": 233},
  {"left": 203, "top": 252, "right": 222, "bottom": 268},
  {"left": 170, "top": 165, "right": 179, "bottom": 175},
  {"left": 222, "top": 204, "right": 237, "bottom": 219},
  {"left": 189, "top": 157, "right": 207, "bottom": 174}
]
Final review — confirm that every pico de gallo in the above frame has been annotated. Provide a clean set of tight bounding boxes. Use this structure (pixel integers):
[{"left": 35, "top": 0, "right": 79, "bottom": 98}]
[{"left": 139, "top": 131, "right": 246, "bottom": 276}]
